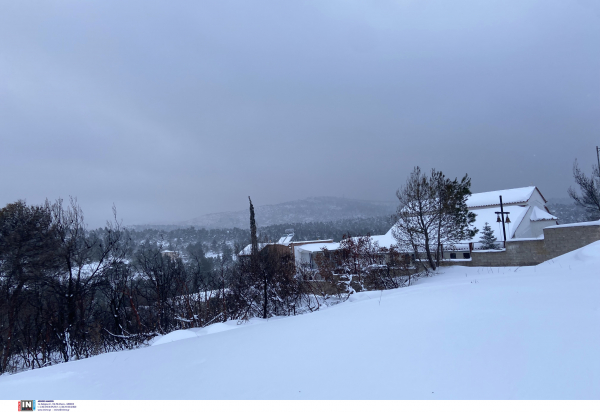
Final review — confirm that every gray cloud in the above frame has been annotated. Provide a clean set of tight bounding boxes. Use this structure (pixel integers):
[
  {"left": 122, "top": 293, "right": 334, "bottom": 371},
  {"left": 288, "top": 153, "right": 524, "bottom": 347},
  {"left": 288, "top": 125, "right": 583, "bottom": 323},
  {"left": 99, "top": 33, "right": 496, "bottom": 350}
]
[{"left": 1, "top": 0, "right": 598, "bottom": 227}]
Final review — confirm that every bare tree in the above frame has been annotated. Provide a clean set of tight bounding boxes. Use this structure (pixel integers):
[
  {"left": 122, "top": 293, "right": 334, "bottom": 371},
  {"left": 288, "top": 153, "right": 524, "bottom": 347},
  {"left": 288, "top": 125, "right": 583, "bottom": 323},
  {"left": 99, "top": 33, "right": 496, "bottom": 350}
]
[
  {"left": 568, "top": 160, "right": 600, "bottom": 220},
  {"left": 393, "top": 167, "right": 440, "bottom": 270},
  {"left": 50, "top": 199, "right": 130, "bottom": 361},
  {"left": 393, "top": 167, "right": 476, "bottom": 271}
]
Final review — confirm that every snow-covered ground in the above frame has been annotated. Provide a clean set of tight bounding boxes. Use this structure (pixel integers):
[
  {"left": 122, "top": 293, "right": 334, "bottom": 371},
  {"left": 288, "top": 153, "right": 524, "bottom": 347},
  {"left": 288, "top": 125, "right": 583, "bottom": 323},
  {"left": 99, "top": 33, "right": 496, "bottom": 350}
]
[{"left": 1, "top": 241, "right": 600, "bottom": 399}]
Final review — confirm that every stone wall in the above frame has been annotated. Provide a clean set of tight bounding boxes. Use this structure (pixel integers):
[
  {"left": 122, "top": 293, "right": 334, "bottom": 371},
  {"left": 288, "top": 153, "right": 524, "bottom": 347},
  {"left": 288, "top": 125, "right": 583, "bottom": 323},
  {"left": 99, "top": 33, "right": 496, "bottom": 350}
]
[
  {"left": 441, "top": 222, "right": 600, "bottom": 267},
  {"left": 543, "top": 223, "right": 600, "bottom": 259}
]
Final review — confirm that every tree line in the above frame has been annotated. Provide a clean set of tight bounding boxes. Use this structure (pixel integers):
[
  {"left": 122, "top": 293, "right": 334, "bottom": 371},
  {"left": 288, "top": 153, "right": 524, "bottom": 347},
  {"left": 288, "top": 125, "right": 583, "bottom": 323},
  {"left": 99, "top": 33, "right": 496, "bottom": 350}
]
[
  {"left": 122, "top": 215, "right": 394, "bottom": 259},
  {"left": 0, "top": 197, "right": 410, "bottom": 375}
]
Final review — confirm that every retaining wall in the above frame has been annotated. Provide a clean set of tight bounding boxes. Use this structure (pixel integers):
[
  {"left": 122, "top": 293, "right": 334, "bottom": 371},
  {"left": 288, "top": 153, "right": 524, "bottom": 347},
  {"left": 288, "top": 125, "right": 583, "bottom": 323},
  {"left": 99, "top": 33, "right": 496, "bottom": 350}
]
[{"left": 441, "top": 222, "right": 600, "bottom": 267}]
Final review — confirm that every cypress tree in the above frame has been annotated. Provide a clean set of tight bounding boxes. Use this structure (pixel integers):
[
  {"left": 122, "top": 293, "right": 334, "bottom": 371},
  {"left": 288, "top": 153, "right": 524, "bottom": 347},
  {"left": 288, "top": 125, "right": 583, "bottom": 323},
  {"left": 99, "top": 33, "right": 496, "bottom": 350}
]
[
  {"left": 249, "top": 196, "right": 258, "bottom": 261},
  {"left": 248, "top": 197, "right": 267, "bottom": 318}
]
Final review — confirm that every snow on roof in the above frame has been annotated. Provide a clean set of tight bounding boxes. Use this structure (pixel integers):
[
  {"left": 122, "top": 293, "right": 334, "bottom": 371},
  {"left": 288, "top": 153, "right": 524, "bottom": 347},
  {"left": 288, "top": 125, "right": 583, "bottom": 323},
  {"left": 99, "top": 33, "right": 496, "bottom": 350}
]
[
  {"left": 384, "top": 205, "right": 529, "bottom": 246},
  {"left": 277, "top": 233, "right": 294, "bottom": 245},
  {"left": 296, "top": 230, "right": 400, "bottom": 253},
  {"left": 238, "top": 243, "right": 271, "bottom": 256},
  {"left": 530, "top": 206, "right": 558, "bottom": 221},
  {"left": 295, "top": 242, "right": 340, "bottom": 253},
  {"left": 466, "top": 187, "right": 537, "bottom": 208},
  {"left": 370, "top": 227, "right": 397, "bottom": 249},
  {"left": 544, "top": 219, "right": 600, "bottom": 229}
]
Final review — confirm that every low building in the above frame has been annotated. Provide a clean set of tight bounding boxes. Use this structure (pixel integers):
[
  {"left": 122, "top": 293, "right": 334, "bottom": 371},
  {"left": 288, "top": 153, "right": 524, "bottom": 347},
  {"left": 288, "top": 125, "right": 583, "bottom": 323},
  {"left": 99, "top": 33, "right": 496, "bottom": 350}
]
[
  {"left": 238, "top": 231, "right": 334, "bottom": 269},
  {"left": 160, "top": 250, "right": 180, "bottom": 260}
]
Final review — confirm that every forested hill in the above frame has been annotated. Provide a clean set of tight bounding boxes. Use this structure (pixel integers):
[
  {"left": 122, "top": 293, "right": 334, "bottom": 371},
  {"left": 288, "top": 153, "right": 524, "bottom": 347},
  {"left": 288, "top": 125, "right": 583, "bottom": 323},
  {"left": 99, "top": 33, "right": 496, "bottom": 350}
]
[
  {"left": 175, "top": 197, "right": 397, "bottom": 229},
  {"left": 546, "top": 198, "right": 592, "bottom": 224},
  {"left": 125, "top": 215, "right": 395, "bottom": 257}
]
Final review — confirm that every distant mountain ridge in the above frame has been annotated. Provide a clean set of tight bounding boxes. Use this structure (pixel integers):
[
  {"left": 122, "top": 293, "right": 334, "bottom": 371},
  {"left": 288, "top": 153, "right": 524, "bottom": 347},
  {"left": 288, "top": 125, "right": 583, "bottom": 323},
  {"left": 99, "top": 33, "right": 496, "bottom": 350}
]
[{"left": 178, "top": 197, "right": 397, "bottom": 229}]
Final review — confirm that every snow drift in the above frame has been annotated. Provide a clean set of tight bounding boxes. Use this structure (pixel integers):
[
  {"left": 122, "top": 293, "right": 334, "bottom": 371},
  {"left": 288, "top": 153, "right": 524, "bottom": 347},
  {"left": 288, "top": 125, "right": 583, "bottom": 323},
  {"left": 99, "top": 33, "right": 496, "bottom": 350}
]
[{"left": 1, "top": 241, "right": 599, "bottom": 399}]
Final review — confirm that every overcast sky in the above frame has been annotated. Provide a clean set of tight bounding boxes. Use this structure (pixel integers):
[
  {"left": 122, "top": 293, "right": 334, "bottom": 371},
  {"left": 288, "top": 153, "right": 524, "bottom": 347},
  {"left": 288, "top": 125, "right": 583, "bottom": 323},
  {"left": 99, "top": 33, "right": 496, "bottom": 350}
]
[{"left": 1, "top": 0, "right": 599, "bottom": 228}]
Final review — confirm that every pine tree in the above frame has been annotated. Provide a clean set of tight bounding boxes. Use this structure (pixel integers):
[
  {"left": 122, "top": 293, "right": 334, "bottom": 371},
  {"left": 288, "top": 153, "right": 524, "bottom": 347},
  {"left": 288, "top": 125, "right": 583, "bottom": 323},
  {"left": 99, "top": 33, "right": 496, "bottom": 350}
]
[{"left": 479, "top": 222, "right": 499, "bottom": 250}]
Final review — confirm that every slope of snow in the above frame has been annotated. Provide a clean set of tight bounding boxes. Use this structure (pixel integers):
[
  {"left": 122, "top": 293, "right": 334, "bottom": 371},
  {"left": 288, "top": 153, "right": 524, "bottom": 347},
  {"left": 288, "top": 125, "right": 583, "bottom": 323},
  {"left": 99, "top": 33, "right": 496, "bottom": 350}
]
[
  {"left": 151, "top": 322, "right": 241, "bottom": 346},
  {"left": 1, "top": 242, "right": 600, "bottom": 399}
]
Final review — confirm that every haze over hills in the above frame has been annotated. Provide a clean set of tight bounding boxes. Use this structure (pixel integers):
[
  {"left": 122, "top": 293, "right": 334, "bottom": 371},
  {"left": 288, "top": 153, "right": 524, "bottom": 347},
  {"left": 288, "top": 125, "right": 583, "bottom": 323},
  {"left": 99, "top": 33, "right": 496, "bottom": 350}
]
[
  {"left": 176, "top": 197, "right": 397, "bottom": 229},
  {"left": 132, "top": 196, "right": 593, "bottom": 232},
  {"left": 546, "top": 198, "right": 591, "bottom": 224}
]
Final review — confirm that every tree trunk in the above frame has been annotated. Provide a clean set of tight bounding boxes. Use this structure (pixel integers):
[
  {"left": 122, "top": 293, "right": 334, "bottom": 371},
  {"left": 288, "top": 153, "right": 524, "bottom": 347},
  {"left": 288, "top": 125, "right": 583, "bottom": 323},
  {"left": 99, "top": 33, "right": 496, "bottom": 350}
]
[
  {"left": 423, "top": 232, "right": 436, "bottom": 271},
  {"left": 263, "top": 274, "right": 268, "bottom": 319}
]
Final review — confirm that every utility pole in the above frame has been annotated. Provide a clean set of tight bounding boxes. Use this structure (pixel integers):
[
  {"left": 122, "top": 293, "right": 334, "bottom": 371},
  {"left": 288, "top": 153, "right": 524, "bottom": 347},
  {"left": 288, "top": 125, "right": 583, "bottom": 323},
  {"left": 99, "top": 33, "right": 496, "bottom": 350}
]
[
  {"left": 495, "top": 195, "right": 511, "bottom": 247},
  {"left": 596, "top": 146, "right": 599, "bottom": 172}
]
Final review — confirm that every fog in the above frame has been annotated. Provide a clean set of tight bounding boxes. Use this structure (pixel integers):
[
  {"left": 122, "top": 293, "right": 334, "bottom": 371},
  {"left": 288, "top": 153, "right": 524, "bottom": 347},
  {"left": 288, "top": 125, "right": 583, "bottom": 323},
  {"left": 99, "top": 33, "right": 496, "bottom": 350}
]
[{"left": 1, "top": 0, "right": 599, "bottom": 227}]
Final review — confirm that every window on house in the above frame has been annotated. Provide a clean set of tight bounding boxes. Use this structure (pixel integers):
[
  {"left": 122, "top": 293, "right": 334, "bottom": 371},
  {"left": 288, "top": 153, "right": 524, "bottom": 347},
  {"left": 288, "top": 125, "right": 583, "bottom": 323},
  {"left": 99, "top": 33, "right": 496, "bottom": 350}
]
[
  {"left": 450, "top": 253, "right": 456, "bottom": 259},
  {"left": 463, "top": 252, "right": 470, "bottom": 259}
]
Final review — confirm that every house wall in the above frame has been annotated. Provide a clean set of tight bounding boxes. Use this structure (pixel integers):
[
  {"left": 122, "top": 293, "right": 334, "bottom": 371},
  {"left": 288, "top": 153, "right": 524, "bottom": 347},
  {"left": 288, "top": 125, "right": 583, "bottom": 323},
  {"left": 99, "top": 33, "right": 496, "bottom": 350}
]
[
  {"left": 528, "top": 190, "right": 547, "bottom": 210},
  {"left": 443, "top": 250, "right": 472, "bottom": 260},
  {"left": 529, "top": 219, "right": 557, "bottom": 238},
  {"left": 441, "top": 222, "right": 600, "bottom": 267},
  {"left": 291, "top": 240, "right": 334, "bottom": 268},
  {"left": 295, "top": 250, "right": 315, "bottom": 268},
  {"left": 512, "top": 206, "right": 558, "bottom": 239},
  {"left": 511, "top": 205, "right": 531, "bottom": 238},
  {"left": 262, "top": 244, "right": 292, "bottom": 258}
]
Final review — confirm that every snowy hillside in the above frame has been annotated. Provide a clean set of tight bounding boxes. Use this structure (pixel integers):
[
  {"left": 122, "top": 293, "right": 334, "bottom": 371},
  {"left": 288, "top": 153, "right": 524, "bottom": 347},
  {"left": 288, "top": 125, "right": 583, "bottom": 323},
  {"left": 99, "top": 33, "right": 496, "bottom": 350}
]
[{"left": 1, "top": 242, "right": 600, "bottom": 399}]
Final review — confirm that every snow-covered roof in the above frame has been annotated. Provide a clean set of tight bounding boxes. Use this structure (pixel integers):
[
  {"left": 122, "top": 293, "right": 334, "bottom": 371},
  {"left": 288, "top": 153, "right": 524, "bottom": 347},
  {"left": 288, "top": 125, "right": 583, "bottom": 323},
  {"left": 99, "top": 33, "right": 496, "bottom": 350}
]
[
  {"left": 239, "top": 237, "right": 338, "bottom": 256},
  {"left": 238, "top": 243, "right": 271, "bottom": 256},
  {"left": 370, "top": 227, "right": 397, "bottom": 249},
  {"left": 466, "top": 187, "right": 538, "bottom": 208},
  {"left": 277, "top": 233, "right": 294, "bottom": 245},
  {"left": 544, "top": 219, "right": 600, "bottom": 229},
  {"left": 295, "top": 242, "right": 340, "bottom": 253},
  {"left": 530, "top": 206, "right": 558, "bottom": 221}
]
